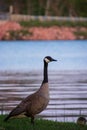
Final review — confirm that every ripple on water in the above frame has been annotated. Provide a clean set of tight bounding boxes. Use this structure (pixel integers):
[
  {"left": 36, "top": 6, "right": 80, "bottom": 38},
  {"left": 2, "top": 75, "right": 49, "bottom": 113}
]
[{"left": 0, "top": 70, "right": 87, "bottom": 122}]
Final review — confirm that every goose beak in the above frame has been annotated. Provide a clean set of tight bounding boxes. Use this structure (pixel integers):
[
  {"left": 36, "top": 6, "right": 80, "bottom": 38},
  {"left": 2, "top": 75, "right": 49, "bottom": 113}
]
[{"left": 52, "top": 58, "right": 57, "bottom": 62}]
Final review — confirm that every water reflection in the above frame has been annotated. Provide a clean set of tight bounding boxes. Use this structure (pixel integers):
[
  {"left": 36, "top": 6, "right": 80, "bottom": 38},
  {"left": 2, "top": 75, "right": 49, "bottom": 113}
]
[{"left": 0, "top": 70, "right": 87, "bottom": 122}]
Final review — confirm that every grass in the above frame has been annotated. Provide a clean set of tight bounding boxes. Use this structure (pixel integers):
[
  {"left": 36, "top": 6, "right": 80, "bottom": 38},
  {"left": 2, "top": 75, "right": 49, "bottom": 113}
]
[
  {"left": 20, "top": 20, "right": 87, "bottom": 27},
  {"left": 0, "top": 115, "right": 87, "bottom": 130}
]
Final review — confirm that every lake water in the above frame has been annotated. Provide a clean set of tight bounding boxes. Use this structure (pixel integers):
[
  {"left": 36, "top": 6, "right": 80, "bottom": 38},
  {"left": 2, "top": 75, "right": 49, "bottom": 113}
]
[
  {"left": 0, "top": 40, "right": 87, "bottom": 71},
  {"left": 0, "top": 40, "right": 87, "bottom": 122}
]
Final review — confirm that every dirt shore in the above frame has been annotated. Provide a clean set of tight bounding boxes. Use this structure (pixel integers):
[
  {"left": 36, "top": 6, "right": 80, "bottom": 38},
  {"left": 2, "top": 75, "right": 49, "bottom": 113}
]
[{"left": 0, "top": 21, "right": 86, "bottom": 40}]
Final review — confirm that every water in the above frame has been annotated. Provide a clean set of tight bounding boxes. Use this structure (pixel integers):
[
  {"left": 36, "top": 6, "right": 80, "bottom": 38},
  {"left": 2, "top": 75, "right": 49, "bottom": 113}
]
[
  {"left": 0, "top": 40, "right": 87, "bottom": 70},
  {"left": 0, "top": 40, "right": 87, "bottom": 122}
]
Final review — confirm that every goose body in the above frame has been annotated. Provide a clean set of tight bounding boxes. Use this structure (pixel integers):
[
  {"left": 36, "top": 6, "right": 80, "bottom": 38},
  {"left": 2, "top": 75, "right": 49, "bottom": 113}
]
[{"left": 4, "top": 56, "right": 57, "bottom": 124}]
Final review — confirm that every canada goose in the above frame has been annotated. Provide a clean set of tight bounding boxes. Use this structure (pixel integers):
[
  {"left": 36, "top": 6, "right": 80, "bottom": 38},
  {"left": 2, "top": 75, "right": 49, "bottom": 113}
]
[
  {"left": 4, "top": 56, "right": 57, "bottom": 124},
  {"left": 77, "top": 116, "right": 86, "bottom": 125}
]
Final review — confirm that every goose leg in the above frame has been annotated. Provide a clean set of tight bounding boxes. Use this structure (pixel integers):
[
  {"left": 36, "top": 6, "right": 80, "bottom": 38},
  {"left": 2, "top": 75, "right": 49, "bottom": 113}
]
[
  {"left": 31, "top": 116, "right": 35, "bottom": 130},
  {"left": 31, "top": 116, "right": 35, "bottom": 125}
]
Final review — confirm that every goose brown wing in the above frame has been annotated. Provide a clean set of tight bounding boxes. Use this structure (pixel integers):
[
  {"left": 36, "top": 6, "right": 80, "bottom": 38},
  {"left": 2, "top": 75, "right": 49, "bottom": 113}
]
[
  {"left": 8, "top": 105, "right": 25, "bottom": 117},
  {"left": 4, "top": 94, "right": 33, "bottom": 121},
  {"left": 4, "top": 105, "right": 26, "bottom": 121}
]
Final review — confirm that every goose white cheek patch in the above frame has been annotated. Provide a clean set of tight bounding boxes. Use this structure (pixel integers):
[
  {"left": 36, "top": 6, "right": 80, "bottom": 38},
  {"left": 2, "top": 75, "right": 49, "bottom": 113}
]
[{"left": 45, "top": 58, "right": 50, "bottom": 63}]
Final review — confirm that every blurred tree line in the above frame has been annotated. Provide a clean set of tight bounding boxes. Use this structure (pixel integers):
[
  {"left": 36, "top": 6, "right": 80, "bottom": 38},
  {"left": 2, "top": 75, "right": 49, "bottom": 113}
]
[{"left": 1, "top": 0, "right": 87, "bottom": 17}]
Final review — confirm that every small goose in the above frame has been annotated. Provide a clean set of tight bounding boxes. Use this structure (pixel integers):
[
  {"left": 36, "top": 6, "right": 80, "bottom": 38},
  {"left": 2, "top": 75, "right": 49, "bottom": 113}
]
[
  {"left": 77, "top": 116, "right": 86, "bottom": 125},
  {"left": 4, "top": 56, "right": 57, "bottom": 124}
]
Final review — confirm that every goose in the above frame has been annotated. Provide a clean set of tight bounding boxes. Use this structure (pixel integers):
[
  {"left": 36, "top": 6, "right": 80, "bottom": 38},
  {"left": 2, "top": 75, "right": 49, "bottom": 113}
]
[
  {"left": 77, "top": 116, "right": 86, "bottom": 125},
  {"left": 4, "top": 56, "right": 57, "bottom": 124}
]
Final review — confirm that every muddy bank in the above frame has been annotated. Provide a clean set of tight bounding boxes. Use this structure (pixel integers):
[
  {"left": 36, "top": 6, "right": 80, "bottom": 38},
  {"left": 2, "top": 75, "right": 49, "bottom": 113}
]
[{"left": 0, "top": 21, "right": 87, "bottom": 40}]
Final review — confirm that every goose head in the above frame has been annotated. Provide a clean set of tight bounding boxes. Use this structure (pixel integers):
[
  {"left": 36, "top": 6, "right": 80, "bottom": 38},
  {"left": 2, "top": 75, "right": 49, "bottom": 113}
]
[{"left": 44, "top": 56, "right": 57, "bottom": 63}]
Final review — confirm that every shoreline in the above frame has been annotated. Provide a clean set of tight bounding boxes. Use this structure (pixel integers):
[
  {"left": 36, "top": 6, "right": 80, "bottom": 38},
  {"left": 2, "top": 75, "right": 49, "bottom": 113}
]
[{"left": 0, "top": 21, "right": 87, "bottom": 40}]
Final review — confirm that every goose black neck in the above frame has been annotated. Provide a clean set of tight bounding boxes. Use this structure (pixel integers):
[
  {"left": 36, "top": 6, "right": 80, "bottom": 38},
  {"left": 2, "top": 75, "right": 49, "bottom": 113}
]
[{"left": 42, "top": 61, "right": 48, "bottom": 84}]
